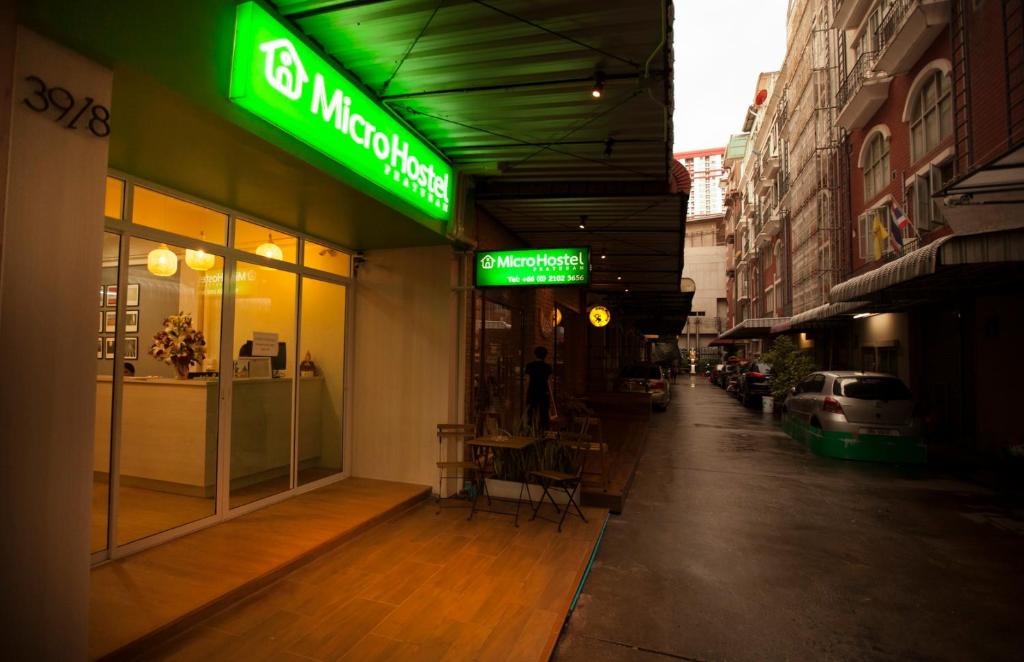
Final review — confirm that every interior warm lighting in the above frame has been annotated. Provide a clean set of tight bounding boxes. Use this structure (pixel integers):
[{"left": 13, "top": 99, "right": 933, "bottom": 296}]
[
  {"left": 147, "top": 243, "right": 178, "bottom": 277},
  {"left": 257, "top": 233, "right": 284, "bottom": 261},
  {"left": 591, "top": 72, "right": 605, "bottom": 98},
  {"left": 853, "top": 312, "right": 875, "bottom": 319},
  {"left": 185, "top": 233, "right": 215, "bottom": 271}
]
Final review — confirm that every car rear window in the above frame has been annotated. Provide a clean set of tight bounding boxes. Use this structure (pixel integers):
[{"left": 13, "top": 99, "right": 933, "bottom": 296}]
[{"left": 836, "top": 377, "right": 911, "bottom": 400}]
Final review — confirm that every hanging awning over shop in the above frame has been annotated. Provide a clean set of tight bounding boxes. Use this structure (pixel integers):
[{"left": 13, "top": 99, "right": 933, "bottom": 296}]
[
  {"left": 708, "top": 337, "right": 739, "bottom": 346},
  {"left": 830, "top": 229, "right": 1024, "bottom": 304},
  {"left": 718, "top": 317, "right": 790, "bottom": 339},
  {"left": 770, "top": 301, "right": 867, "bottom": 333}
]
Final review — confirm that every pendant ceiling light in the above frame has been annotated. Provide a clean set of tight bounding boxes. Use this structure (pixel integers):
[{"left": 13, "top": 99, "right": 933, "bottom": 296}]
[
  {"left": 185, "top": 232, "right": 215, "bottom": 271},
  {"left": 147, "top": 243, "right": 178, "bottom": 277},
  {"left": 257, "top": 232, "right": 283, "bottom": 261}
]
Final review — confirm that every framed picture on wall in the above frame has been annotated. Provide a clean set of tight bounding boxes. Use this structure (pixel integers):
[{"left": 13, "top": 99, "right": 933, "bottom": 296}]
[
  {"left": 125, "top": 310, "right": 139, "bottom": 333},
  {"left": 98, "top": 312, "right": 104, "bottom": 333},
  {"left": 105, "top": 284, "right": 117, "bottom": 307},
  {"left": 97, "top": 338, "right": 103, "bottom": 359},
  {"left": 124, "top": 337, "right": 138, "bottom": 361},
  {"left": 104, "top": 311, "right": 117, "bottom": 333},
  {"left": 99, "top": 286, "right": 105, "bottom": 307},
  {"left": 104, "top": 337, "right": 116, "bottom": 360},
  {"left": 126, "top": 283, "right": 140, "bottom": 307}
]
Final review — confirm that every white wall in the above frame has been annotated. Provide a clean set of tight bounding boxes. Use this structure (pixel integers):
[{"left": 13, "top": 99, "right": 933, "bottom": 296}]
[
  {"left": 350, "top": 245, "right": 458, "bottom": 488},
  {"left": 0, "top": 28, "right": 111, "bottom": 658},
  {"left": 682, "top": 236, "right": 728, "bottom": 345}
]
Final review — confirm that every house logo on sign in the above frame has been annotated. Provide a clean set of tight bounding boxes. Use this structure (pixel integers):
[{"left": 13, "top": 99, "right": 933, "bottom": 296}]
[
  {"left": 480, "top": 255, "right": 496, "bottom": 270},
  {"left": 260, "top": 39, "right": 308, "bottom": 100}
]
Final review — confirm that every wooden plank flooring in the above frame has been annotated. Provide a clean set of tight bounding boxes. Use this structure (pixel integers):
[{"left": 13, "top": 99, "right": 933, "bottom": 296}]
[
  {"left": 144, "top": 499, "right": 607, "bottom": 661},
  {"left": 90, "top": 478, "right": 430, "bottom": 660}
]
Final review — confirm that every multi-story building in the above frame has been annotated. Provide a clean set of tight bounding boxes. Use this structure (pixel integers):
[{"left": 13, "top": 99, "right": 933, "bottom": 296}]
[
  {"left": 719, "top": 0, "right": 1024, "bottom": 460},
  {"left": 677, "top": 148, "right": 726, "bottom": 218},
  {"left": 676, "top": 149, "right": 728, "bottom": 356}
]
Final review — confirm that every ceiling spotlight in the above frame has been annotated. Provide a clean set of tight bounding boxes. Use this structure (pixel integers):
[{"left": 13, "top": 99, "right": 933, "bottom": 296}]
[
  {"left": 591, "top": 72, "right": 605, "bottom": 98},
  {"left": 625, "top": 288, "right": 630, "bottom": 292},
  {"left": 579, "top": 215, "right": 588, "bottom": 230},
  {"left": 616, "top": 275, "right": 622, "bottom": 280},
  {"left": 601, "top": 253, "right": 607, "bottom": 259}
]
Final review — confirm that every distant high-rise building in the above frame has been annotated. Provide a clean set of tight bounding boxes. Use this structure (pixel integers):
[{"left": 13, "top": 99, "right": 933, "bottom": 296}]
[{"left": 676, "top": 148, "right": 725, "bottom": 219}]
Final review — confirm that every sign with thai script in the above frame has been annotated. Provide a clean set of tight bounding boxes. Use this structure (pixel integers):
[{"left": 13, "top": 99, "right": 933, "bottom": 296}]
[
  {"left": 475, "top": 248, "right": 590, "bottom": 287},
  {"left": 229, "top": 1, "right": 454, "bottom": 224}
]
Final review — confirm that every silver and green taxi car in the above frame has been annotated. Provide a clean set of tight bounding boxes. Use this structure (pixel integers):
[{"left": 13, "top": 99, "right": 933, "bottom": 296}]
[{"left": 782, "top": 371, "right": 926, "bottom": 463}]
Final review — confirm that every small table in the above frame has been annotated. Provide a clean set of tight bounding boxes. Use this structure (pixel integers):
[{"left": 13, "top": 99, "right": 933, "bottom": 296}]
[{"left": 465, "top": 435, "right": 539, "bottom": 526}]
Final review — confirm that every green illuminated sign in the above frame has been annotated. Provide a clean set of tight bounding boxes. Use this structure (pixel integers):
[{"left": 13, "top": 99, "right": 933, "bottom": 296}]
[
  {"left": 229, "top": 1, "right": 454, "bottom": 224},
  {"left": 475, "top": 248, "right": 590, "bottom": 287}
]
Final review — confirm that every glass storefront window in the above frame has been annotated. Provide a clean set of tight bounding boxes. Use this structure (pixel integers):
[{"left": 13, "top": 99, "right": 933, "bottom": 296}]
[
  {"left": 94, "top": 174, "right": 351, "bottom": 559},
  {"left": 297, "top": 278, "right": 347, "bottom": 485},
  {"left": 230, "top": 262, "right": 297, "bottom": 508},
  {"left": 105, "top": 177, "right": 124, "bottom": 220},
  {"left": 132, "top": 186, "right": 227, "bottom": 244},
  {"left": 303, "top": 240, "right": 351, "bottom": 277},
  {"left": 234, "top": 218, "right": 297, "bottom": 263},
  {"left": 117, "top": 237, "right": 223, "bottom": 545}
]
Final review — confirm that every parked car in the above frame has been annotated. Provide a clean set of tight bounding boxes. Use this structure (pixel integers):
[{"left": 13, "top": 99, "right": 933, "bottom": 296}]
[
  {"left": 616, "top": 363, "right": 671, "bottom": 411},
  {"left": 737, "top": 361, "right": 773, "bottom": 407},
  {"left": 782, "top": 371, "right": 926, "bottom": 463}
]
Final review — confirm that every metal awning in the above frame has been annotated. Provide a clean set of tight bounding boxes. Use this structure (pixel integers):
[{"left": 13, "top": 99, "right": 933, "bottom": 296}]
[
  {"left": 941, "top": 144, "right": 1024, "bottom": 196},
  {"left": 830, "top": 229, "right": 1024, "bottom": 303},
  {"left": 272, "top": 0, "right": 681, "bottom": 298},
  {"left": 719, "top": 317, "right": 790, "bottom": 339},
  {"left": 770, "top": 301, "right": 867, "bottom": 333},
  {"left": 708, "top": 337, "right": 738, "bottom": 346}
]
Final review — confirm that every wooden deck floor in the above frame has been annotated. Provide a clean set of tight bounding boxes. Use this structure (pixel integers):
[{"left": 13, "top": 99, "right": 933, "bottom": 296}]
[
  {"left": 143, "top": 499, "right": 606, "bottom": 661},
  {"left": 90, "top": 478, "right": 430, "bottom": 660}
]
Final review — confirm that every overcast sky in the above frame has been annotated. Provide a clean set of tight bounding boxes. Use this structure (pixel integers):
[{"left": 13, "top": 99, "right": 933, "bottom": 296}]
[{"left": 673, "top": 0, "right": 790, "bottom": 153}]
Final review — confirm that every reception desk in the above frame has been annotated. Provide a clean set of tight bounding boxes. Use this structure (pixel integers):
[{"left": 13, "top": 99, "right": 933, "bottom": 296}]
[{"left": 95, "top": 375, "right": 326, "bottom": 497}]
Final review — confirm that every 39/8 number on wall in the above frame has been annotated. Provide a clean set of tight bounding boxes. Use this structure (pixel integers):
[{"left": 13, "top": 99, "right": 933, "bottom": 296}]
[{"left": 22, "top": 75, "right": 110, "bottom": 138}]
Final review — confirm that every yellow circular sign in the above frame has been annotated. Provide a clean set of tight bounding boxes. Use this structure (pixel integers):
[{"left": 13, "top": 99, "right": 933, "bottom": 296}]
[{"left": 589, "top": 305, "right": 611, "bottom": 328}]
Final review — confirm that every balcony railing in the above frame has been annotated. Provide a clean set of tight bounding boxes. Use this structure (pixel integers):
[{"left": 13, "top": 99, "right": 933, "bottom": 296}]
[
  {"left": 877, "top": 0, "right": 911, "bottom": 52},
  {"left": 837, "top": 50, "right": 877, "bottom": 110}
]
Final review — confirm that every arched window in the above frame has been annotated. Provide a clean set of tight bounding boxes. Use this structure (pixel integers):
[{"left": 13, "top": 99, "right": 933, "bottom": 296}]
[
  {"left": 862, "top": 130, "right": 890, "bottom": 201},
  {"left": 909, "top": 68, "right": 952, "bottom": 162}
]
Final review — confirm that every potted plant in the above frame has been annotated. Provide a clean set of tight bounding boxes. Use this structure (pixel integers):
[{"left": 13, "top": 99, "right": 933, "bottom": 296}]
[
  {"left": 761, "top": 336, "right": 816, "bottom": 418},
  {"left": 150, "top": 312, "right": 207, "bottom": 379}
]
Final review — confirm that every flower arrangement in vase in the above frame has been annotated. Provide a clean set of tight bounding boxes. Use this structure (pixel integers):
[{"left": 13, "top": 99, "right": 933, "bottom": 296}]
[{"left": 150, "top": 312, "right": 207, "bottom": 379}]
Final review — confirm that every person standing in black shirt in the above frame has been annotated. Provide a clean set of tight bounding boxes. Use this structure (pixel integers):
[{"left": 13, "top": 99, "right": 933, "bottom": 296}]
[{"left": 525, "top": 346, "right": 553, "bottom": 433}]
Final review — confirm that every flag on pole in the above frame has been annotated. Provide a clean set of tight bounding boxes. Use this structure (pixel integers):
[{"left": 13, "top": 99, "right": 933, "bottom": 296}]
[
  {"left": 871, "top": 212, "right": 889, "bottom": 261},
  {"left": 886, "top": 209, "right": 904, "bottom": 254},
  {"left": 892, "top": 202, "right": 917, "bottom": 239}
]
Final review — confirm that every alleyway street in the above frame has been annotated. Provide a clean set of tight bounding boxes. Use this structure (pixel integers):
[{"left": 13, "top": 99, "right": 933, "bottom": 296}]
[{"left": 555, "top": 379, "right": 1024, "bottom": 661}]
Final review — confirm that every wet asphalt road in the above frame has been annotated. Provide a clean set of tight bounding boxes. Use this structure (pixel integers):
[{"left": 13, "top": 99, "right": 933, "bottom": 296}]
[{"left": 554, "top": 378, "right": 1024, "bottom": 661}]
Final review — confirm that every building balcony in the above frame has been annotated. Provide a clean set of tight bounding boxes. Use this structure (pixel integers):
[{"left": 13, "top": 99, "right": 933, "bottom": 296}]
[
  {"left": 836, "top": 50, "right": 892, "bottom": 130},
  {"left": 756, "top": 212, "right": 781, "bottom": 247},
  {"left": 761, "top": 154, "right": 780, "bottom": 179},
  {"left": 835, "top": 0, "right": 874, "bottom": 30},
  {"left": 875, "top": 0, "right": 951, "bottom": 75}
]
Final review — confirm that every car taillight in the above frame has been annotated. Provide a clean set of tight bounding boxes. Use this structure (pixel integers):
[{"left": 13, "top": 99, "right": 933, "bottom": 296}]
[
  {"left": 748, "top": 372, "right": 766, "bottom": 378},
  {"left": 822, "top": 397, "right": 845, "bottom": 416}
]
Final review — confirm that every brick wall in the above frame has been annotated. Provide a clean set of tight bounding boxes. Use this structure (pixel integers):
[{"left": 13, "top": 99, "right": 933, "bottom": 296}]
[{"left": 846, "top": 27, "right": 952, "bottom": 274}]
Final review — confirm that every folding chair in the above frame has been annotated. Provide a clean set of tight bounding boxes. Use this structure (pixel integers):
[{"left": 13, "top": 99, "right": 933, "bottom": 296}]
[
  {"left": 528, "top": 435, "right": 588, "bottom": 532},
  {"left": 435, "top": 423, "right": 485, "bottom": 513}
]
